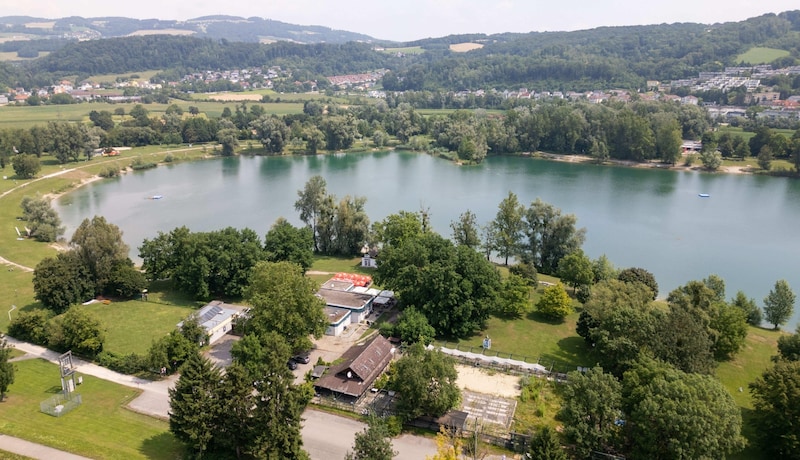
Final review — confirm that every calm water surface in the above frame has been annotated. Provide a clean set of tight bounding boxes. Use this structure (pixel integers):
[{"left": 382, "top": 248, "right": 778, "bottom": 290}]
[{"left": 55, "top": 152, "right": 800, "bottom": 327}]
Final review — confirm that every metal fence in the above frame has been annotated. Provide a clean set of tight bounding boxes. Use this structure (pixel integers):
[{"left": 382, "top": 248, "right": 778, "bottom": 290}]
[{"left": 40, "top": 393, "right": 82, "bottom": 417}]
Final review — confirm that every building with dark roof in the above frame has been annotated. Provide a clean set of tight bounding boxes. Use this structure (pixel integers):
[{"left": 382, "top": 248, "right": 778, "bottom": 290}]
[
  {"left": 178, "top": 300, "right": 245, "bottom": 345},
  {"left": 314, "top": 335, "right": 395, "bottom": 402}
]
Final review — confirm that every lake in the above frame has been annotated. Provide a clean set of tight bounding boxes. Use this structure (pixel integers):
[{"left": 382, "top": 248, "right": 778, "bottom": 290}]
[{"left": 55, "top": 151, "right": 800, "bottom": 328}]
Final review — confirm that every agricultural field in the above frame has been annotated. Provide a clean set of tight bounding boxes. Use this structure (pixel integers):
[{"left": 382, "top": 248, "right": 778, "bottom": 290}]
[
  {"left": 450, "top": 42, "right": 484, "bottom": 52},
  {"left": 735, "top": 46, "right": 791, "bottom": 64},
  {"left": 0, "top": 100, "right": 305, "bottom": 129}
]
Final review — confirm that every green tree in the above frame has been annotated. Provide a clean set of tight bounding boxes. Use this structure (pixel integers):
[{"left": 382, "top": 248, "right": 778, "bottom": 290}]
[
  {"left": 527, "top": 426, "right": 567, "bottom": 460},
  {"left": 394, "top": 307, "right": 436, "bottom": 345},
  {"left": 0, "top": 337, "right": 15, "bottom": 401},
  {"left": 216, "top": 128, "right": 239, "bottom": 156},
  {"left": 169, "top": 351, "right": 222, "bottom": 457},
  {"left": 105, "top": 259, "right": 147, "bottom": 299},
  {"left": 763, "top": 279, "right": 796, "bottom": 329},
  {"left": 559, "top": 367, "right": 622, "bottom": 459},
  {"left": 89, "top": 110, "right": 115, "bottom": 131},
  {"left": 70, "top": 216, "right": 131, "bottom": 295},
  {"left": 371, "top": 211, "right": 425, "bottom": 249},
  {"left": 250, "top": 115, "right": 290, "bottom": 154},
  {"left": 617, "top": 267, "right": 658, "bottom": 300},
  {"left": 11, "top": 153, "right": 40, "bottom": 178},
  {"left": 391, "top": 343, "right": 461, "bottom": 421},
  {"left": 777, "top": 325, "right": 800, "bottom": 362},
  {"left": 375, "top": 232, "right": 501, "bottom": 337},
  {"left": 212, "top": 362, "right": 255, "bottom": 458},
  {"left": 20, "top": 196, "right": 64, "bottom": 242},
  {"left": 345, "top": 416, "right": 397, "bottom": 460},
  {"left": 536, "top": 284, "right": 572, "bottom": 320},
  {"left": 699, "top": 149, "right": 723, "bottom": 171},
  {"left": 651, "top": 112, "right": 683, "bottom": 164},
  {"left": 332, "top": 195, "right": 370, "bottom": 256},
  {"left": 711, "top": 303, "right": 748, "bottom": 360},
  {"left": 758, "top": 145, "right": 773, "bottom": 171},
  {"left": 263, "top": 217, "right": 314, "bottom": 272},
  {"left": 750, "top": 360, "right": 800, "bottom": 459},
  {"left": 450, "top": 210, "right": 481, "bottom": 249},
  {"left": 294, "top": 175, "right": 328, "bottom": 252},
  {"left": 50, "top": 307, "right": 106, "bottom": 357},
  {"left": 591, "top": 254, "right": 618, "bottom": 283},
  {"left": 730, "top": 290, "right": 762, "bottom": 326},
  {"left": 558, "top": 249, "right": 593, "bottom": 293},
  {"left": 521, "top": 199, "right": 586, "bottom": 274},
  {"left": 622, "top": 358, "right": 746, "bottom": 460},
  {"left": 33, "top": 252, "right": 95, "bottom": 313},
  {"left": 241, "top": 261, "right": 326, "bottom": 353},
  {"left": 495, "top": 273, "right": 530, "bottom": 318},
  {"left": 490, "top": 191, "right": 524, "bottom": 265}
]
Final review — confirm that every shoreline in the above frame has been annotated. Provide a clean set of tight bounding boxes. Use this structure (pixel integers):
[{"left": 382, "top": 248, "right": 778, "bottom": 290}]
[{"left": 533, "top": 151, "right": 753, "bottom": 175}]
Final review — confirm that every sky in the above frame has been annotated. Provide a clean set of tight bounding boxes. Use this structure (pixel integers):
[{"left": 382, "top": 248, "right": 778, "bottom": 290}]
[{"left": 8, "top": 1, "right": 800, "bottom": 42}]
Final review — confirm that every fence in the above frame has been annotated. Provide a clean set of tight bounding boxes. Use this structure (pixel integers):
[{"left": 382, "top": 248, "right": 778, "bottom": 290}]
[
  {"left": 40, "top": 393, "right": 82, "bottom": 417},
  {"left": 434, "top": 340, "right": 578, "bottom": 382}
]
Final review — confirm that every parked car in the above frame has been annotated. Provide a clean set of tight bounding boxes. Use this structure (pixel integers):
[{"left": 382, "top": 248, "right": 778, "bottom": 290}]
[
  {"left": 287, "top": 359, "right": 298, "bottom": 370},
  {"left": 292, "top": 352, "right": 311, "bottom": 364}
]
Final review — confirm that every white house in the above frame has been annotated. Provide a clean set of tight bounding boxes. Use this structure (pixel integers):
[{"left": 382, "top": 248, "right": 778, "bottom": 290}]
[{"left": 179, "top": 301, "right": 245, "bottom": 345}]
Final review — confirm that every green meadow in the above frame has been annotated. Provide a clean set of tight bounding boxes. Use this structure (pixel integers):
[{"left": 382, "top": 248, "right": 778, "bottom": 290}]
[
  {"left": 735, "top": 47, "right": 791, "bottom": 64},
  {"left": 0, "top": 359, "right": 183, "bottom": 459}
]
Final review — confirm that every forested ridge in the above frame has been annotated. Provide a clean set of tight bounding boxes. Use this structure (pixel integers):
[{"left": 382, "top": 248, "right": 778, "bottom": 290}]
[{"left": 2, "top": 10, "right": 800, "bottom": 92}]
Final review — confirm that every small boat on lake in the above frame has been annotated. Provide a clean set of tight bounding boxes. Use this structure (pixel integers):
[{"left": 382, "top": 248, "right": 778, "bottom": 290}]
[
  {"left": 150, "top": 195, "right": 163, "bottom": 200},
  {"left": 698, "top": 193, "right": 710, "bottom": 198}
]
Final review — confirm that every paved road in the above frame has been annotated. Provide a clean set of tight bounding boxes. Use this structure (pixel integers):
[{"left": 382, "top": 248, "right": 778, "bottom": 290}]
[
  {"left": 3, "top": 337, "right": 441, "bottom": 459},
  {"left": 0, "top": 434, "right": 90, "bottom": 460},
  {"left": 302, "top": 409, "right": 437, "bottom": 460}
]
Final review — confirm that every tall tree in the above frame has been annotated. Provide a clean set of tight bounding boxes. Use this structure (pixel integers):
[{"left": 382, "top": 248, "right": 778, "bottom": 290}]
[
  {"left": 731, "top": 290, "right": 763, "bottom": 326},
  {"left": 558, "top": 249, "right": 593, "bottom": 293},
  {"left": 70, "top": 216, "right": 130, "bottom": 295},
  {"left": 391, "top": 343, "right": 461, "bottom": 422},
  {"left": 241, "top": 261, "right": 327, "bottom": 353},
  {"left": 0, "top": 337, "right": 15, "bottom": 401},
  {"left": 49, "top": 307, "right": 106, "bottom": 358},
  {"left": 763, "top": 279, "right": 796, "bottom": 329},
  {"left": 559, "top": 367, "right": 622, "bottom": 459},
  {"left": 617, "top": 267, "right": 659, "bottom": 300},
  {"left": 750, "top": 359, "right": 800, "bottom": 460},
  {"left": 345, "top": 416, "right": 397, "bottom": 460},
  {"left": 263, "top": 217, "right": 314, "bottom": 272},
  {"left": 528, "top": 426, "right": 567, "bottom": 460},
  {"left": 20, "top": 196, "right": 65, "bottom": 243},
  {"left": 169, "top": 351, "right": 222, "bottom": 458},
  {"left": 294, "top": 175, "right": 328, "bottom": 252},
  {"left": 522, "top": 199, "right": 586, "bottom": 274},
  {"left": 375, "top": 232, "right": 500, "bottom": 337},
  {"left": 490, "top": 191, "right": 524, "bottom": 265},
  {"left": 450, "top": 210, "right": 481, "bottom": 249},
  {"left": 32, "top": 251, "right": 95, "bottom": 314},
  {"left": 495, "top": 273, "right": 531, "bottom": 318},
  {"left": 622, "top": 358, "right": 746, "bottom": 460}
]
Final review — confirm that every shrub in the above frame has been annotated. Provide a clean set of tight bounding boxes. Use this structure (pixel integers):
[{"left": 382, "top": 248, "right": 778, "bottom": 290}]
[
  {"left": 164, "top": 153, "right": 174, "bottom": 163},
  {"left": 96, "top": 351, "right": 148, "bottom": 374},
  {"left": 130, "top": 157, "right": 157, "bottom": 170},
  {"left": 8, "top": 309, "right": 52, "bottom": 345},
  {"left": 98, "top": 165, "right": 120, "bottom": 178}
]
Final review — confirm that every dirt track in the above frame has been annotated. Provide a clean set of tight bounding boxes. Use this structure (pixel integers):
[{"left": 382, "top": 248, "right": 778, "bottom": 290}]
[{"left": 456, "top": 364, "right": 521, "bottom": 398}]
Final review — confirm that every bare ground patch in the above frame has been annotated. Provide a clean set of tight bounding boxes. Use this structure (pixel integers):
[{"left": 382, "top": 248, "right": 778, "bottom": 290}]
[
  {"left": 456, "top": 364, "right": 521, "bottom": 398},
  {"left": 450, "top": 42, "right": 484, "bottom": 52}
]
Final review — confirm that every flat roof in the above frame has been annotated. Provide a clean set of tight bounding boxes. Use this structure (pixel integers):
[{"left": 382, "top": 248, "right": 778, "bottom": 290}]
[
  {"left": 318, "top": 288, "right": 373, "bottom": 310},
  {"left": 325, "top": 306, "right": 351, "bottom": 325}
]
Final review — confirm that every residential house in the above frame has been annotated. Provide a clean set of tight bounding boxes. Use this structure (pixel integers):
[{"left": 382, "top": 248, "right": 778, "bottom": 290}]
[
  {"left": 314, "top": 335, "right": 395, "bottom": 402},
  {"left": 178, "top": 300, "right": 246, "bottom": 345}
]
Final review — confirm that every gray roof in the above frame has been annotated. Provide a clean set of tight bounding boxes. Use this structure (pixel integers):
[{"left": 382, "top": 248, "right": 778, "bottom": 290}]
[{"left": 315, "top": 335, "right": 394, "bottom": 398}]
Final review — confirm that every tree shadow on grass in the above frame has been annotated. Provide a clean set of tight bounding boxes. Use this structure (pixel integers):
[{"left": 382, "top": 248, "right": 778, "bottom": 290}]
[
  {"left": 526, "top": 310, "right": 568, "bottom": 325},
  {"left": 540, "top": 336, "right": 592, "bottom": 371},
  {"left": 140, "top": 431, "right": 183, "bottom": 459}
]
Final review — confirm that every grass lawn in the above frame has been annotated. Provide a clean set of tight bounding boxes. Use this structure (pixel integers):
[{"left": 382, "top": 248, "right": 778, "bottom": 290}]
[
  {"left": 310, "top": 255, "right": 375, "bottom": 276},
  {"left": 0, "top": 359, "right": 182, "bottom": 459},
  {"left": 0, "top": 451, "right": 34, "bottom": 460},
  {"left": 735, "top": 47, "right": 791, "bottom": 65},
  {"left": 78, "top": 300, "right": 198, "bottom": 355}
]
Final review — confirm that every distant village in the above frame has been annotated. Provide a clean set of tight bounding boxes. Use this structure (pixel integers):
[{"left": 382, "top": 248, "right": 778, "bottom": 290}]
[{"left": 3, "top": 63, "right": 800, "bottom": 123}]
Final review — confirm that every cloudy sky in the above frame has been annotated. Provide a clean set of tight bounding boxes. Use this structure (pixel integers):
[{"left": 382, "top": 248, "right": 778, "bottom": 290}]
[{"left": 10, "top": 1, "right": 800, "bottom": 42}]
